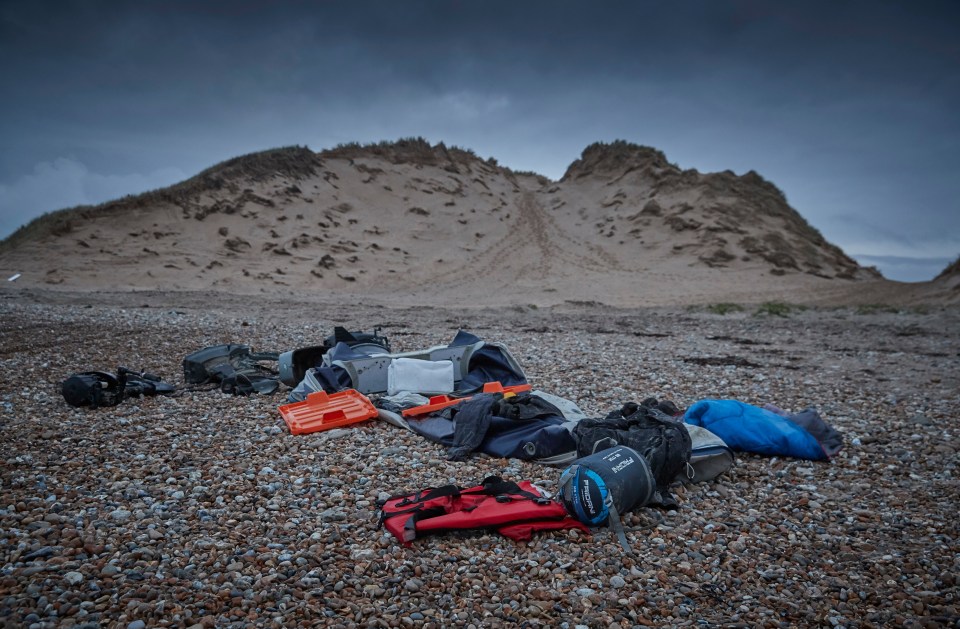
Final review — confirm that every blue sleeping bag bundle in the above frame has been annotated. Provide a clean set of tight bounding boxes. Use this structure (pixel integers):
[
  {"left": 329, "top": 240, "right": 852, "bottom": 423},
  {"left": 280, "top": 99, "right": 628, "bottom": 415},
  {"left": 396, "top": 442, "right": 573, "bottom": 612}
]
[{"left": 683, "top": 399, "right": 835, "bottom": 460}]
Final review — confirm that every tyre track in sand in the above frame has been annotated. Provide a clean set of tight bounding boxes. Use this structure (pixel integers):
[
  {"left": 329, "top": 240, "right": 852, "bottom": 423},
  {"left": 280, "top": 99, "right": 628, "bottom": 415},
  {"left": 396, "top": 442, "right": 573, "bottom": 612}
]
[{"left": 399, "top": 191, "right": 622, "bottom": 298}]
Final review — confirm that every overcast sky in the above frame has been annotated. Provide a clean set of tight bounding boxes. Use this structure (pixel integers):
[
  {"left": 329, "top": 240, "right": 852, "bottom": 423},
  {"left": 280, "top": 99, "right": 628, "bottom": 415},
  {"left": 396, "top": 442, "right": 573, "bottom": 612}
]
[{"left": 1, "top": 0, "right": 957, "bottom": 281}]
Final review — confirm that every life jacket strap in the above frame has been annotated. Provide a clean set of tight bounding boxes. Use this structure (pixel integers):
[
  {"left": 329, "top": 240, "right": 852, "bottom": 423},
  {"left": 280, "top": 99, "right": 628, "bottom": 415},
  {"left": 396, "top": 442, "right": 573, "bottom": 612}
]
[
  {"left": 402, "top": 507, "right": 447, "bottom": 543},
  {"left": 379, "top": 477, "right": 550, "bottom": 534},
  {"left": 476, "top": 476, "right": 542, "bottom": 502},
  {"left": 395, "top": 485, "right": 462, "bottom": 506}
]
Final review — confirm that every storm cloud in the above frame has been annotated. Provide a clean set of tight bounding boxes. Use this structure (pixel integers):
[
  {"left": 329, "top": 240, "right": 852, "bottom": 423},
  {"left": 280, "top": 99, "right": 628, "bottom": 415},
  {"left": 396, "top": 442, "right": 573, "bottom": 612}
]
[{"left": 1, "top": 0, "right": 957, "bottom": 280}]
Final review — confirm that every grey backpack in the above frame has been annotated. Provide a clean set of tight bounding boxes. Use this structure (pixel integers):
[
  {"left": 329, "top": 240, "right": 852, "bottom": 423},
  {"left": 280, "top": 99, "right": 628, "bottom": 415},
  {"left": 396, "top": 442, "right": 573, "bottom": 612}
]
[{"left": 677, "top": 425, "right": 734, "bottom": 483}]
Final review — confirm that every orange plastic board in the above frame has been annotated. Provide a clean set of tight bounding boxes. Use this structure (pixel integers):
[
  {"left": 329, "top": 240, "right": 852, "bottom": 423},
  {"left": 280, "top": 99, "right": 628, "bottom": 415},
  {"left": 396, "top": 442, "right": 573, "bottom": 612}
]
[{"left": 279, "top": 389, "right": 378, "bottom": 435}]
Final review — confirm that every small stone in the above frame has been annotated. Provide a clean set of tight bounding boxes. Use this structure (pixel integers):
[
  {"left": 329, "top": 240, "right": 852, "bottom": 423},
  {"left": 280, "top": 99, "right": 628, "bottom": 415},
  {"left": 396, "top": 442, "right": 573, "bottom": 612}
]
[
  {"left": 319, "top": 508, "right": 346, "bottom": 522},
  {"left": 610, "top": 576, "right": 626, "bottom": 588},
  {"left": 110, "top": 509, "right": 131, "bottom": 521},
  {"left": 23, "top": 546, "right": 54, "bottom": 560},
  {"left": 64, "top": 571, "right": 84, "bottom": 585},
  {"left": 127, "top": 621, "right": 146, "bottom": 629}
]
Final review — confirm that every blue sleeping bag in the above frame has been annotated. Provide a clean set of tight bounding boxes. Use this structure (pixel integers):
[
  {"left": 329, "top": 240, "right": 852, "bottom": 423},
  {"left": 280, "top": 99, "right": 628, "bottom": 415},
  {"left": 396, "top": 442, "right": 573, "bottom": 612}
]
[{"left": 683, "top": 399, "right": 827, "bottom": 460}]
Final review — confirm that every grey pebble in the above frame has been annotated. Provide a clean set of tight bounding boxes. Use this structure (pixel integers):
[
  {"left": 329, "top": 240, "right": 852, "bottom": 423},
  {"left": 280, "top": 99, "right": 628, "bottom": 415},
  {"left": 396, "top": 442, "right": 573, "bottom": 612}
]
[
  {"left": 64, "top": 571, "right": 83, "bottom": 585},
  {"left": 109, "top": 509, "right": 131, "bottom": 521}
]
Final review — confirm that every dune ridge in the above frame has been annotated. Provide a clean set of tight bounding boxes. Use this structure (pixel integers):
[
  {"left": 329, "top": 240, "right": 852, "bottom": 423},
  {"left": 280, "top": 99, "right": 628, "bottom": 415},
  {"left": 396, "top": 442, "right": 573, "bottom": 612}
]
[{"left": 1, "top": 139, "right": 955, "bottom": 307}]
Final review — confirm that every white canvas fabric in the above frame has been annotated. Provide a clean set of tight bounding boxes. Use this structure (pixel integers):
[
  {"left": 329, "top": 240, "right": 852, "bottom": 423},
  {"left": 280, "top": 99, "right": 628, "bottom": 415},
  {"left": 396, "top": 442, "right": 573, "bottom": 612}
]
[{"left": 387, "top": 358, "right": 455, "bottom": 396}]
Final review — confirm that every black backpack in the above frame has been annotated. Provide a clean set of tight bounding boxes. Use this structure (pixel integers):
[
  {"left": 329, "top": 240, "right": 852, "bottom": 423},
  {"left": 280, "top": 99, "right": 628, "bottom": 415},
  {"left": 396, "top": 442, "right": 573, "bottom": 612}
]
[
  {"left": 61, "top": 371, "right": 125, "bottom": 408},
  {"left": 572, "top": 398, "right": 692, "bottom": 508},
  {"left": 62, "top": 367, "right": 175, "bottom": 408},
  {"left": 182, "top": 344, "right": 281, "bottom": 395}
]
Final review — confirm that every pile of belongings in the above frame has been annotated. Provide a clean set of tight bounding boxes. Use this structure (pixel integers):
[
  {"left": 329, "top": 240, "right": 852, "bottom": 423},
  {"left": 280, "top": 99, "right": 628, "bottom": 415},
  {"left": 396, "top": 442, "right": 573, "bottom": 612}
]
[
  {"left": 59, "top": 324, "right": 845, "bottom": 551},
  {"left": 182, "top": 343, "right": 282, "bottom": 395}
]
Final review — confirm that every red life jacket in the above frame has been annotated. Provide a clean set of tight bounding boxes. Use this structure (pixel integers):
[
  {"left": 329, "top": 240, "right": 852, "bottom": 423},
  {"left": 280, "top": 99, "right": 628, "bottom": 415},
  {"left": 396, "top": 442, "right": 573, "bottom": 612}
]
[{"left": 379, "top": 476, "right": 589, "bottom": 544}]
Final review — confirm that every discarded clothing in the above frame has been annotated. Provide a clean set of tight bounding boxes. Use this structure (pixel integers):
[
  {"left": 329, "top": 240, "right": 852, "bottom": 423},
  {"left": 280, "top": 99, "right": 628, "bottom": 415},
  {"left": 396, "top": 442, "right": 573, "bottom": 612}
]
[
  {"left": 406, "top": 391, "right": 578, "bottom": 463},
  {"left": 683, "top": 399, "right": 839, "bottom": 460},
  {"left": 446, "top": 392, "right": 567, "bottom": 460},
  {"left": 446, "top": 393, "right": 503, "bottom": 460}
]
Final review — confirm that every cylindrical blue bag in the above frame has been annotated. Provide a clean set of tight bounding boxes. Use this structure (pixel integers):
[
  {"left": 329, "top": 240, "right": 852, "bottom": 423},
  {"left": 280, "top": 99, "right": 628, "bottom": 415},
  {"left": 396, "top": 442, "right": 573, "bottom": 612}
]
[{"left": 558, "top": 445, "right": 655, "bottom": 550}]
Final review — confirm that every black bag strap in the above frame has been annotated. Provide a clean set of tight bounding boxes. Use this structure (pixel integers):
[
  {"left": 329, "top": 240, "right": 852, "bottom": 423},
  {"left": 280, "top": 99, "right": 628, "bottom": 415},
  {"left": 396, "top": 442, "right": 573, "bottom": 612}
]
[
  {"left": 400, "top": 507, "right": 447, "bottom": 543},
  {"left": 247, "top": 350, "right": 280, "bottom": 362},
  {"left": 398, "top": 485, "right": 462, "bottom": 505},
  {"left": 607, "top": 500, "right": 633, "bottom": 555},
  {"left": 474, "top": 476, "right": 542, "bottom": 502},
  {"left": 220, "top": 373, "right": 280, "bottom": 396}
]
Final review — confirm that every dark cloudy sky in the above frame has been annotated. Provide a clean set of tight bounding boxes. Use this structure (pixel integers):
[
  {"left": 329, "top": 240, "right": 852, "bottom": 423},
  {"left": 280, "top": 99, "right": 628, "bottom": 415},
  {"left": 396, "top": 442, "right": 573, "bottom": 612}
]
[{"left": 1, "top": 1, "right": 957, "bottom": 281}]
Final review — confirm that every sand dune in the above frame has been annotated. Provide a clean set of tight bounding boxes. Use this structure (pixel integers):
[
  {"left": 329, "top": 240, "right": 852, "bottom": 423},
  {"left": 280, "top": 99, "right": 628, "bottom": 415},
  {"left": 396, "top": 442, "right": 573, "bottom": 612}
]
[{"left": 1, "top": 139, "right": 955, "bottom": 307}]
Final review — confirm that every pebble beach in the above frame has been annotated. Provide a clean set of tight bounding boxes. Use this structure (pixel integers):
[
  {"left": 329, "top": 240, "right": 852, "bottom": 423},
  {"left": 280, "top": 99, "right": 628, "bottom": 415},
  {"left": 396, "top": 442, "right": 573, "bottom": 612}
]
[{"left": 1, "top": 290, "right": 958, "bottom": 628}]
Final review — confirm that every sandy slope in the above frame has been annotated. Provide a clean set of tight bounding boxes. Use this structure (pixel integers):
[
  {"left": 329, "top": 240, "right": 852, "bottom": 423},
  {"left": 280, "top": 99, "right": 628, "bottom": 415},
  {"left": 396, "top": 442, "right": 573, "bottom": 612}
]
[{"left": 1, "top": 141, "right": 955, "bottom": 307}]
